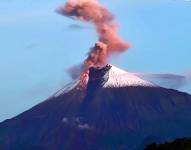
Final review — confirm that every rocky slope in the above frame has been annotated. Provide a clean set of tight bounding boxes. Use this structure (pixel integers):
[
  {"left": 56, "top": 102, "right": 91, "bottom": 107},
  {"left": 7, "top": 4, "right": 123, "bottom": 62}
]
[{"left": 0, "top": 65, "right": 191, "bottom": 150}]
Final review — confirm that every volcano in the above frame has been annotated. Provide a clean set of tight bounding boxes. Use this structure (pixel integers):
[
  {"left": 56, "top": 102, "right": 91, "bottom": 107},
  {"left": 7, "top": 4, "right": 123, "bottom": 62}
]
[{"left": 1, "top": 65, "right": 191, "bottom": 150}]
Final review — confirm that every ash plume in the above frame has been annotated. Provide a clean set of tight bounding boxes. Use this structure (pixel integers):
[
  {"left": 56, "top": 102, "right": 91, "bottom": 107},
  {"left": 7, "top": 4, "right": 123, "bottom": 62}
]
[{"left": 57, "top": 0, "right": 129, "bottom": 72}]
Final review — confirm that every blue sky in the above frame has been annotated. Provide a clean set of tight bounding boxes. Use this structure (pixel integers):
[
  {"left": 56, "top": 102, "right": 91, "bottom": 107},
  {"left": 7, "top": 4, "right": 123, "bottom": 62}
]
[{"left": 0, "top": 0, "right": 191, "bottom": 122}]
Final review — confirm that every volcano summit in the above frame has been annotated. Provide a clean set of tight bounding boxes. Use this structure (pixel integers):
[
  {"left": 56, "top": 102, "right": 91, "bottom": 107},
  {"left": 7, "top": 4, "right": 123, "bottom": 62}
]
[{"left": 1, "top": 65, "right": 191, "bottom": 150}]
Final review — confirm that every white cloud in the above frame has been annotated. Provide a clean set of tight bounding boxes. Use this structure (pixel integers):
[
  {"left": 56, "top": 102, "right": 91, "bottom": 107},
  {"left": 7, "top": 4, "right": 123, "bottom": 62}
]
[
  {"left": 62, "top": 117, "right": 69, "bottom": 123},
  {"left": 78, "top": 123, "right": 90, "bottom": 130}
]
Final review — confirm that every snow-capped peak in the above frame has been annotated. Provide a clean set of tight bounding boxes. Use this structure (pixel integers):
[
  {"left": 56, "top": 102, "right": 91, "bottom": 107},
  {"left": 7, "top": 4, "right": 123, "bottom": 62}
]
[
  {"left": 103, "top": 65, "right": 156, "bottom": 88},
  {"left": 53, "top": 65, "right": 156, "bottom": 97}
]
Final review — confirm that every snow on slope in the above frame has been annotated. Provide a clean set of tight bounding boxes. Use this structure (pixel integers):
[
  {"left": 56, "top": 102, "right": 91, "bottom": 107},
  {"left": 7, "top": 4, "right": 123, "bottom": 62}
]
[
  {"left": 103, "top": 66, "right": 156, "bottom": 88},
  {"left": 53, "top": 78, "right": 80, "bottom": 97},
  {"left": 53, "top": 65, "right": 156, "bottom": 97}
]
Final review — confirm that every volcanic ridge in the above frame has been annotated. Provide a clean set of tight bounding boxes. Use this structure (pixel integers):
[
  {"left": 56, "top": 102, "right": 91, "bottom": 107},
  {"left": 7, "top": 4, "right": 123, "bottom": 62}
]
[{"left": 0, "top": 65, "right": 191, "bottom": 150}]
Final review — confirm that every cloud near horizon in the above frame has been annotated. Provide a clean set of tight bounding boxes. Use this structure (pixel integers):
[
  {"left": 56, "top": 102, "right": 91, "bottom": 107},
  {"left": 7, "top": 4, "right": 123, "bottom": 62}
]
[{"left": 136, "top": 72, "right": 191, "bottom": 90}]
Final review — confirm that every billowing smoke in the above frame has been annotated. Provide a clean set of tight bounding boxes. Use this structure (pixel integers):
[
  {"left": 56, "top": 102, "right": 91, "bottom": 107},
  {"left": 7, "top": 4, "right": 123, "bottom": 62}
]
[{"left": 57, "top": 0, "right": 129, "bottom": 72}]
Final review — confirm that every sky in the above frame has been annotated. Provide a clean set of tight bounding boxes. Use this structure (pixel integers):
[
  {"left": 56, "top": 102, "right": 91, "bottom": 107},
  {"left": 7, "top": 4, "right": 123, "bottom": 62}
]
[{"left": 0, "top": 0, "right": 191, "bottom": 122}]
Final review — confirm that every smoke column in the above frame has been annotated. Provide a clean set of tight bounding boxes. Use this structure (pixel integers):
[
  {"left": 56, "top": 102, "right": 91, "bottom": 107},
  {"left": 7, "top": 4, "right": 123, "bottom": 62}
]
[{"left": 57, "top": 0, "right": 129, "bottom": 72}]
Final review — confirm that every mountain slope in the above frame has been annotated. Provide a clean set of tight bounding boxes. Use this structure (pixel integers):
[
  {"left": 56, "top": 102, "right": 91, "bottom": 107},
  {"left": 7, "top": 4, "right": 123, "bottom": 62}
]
[{"left": 1, "top": 65, "right": 191, "bottom": 150}]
